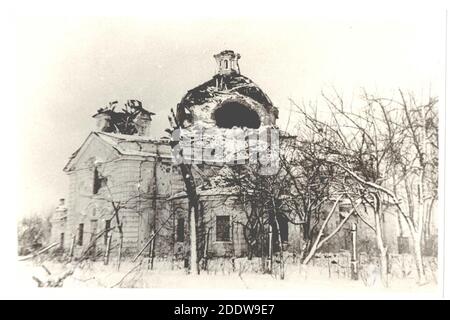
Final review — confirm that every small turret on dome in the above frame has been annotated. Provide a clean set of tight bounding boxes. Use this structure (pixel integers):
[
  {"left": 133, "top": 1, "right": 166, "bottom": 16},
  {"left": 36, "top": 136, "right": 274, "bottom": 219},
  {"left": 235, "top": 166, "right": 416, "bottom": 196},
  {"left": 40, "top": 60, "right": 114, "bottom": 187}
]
[{"left": 214, "top": 50, "right": 241, "bottom": 75}]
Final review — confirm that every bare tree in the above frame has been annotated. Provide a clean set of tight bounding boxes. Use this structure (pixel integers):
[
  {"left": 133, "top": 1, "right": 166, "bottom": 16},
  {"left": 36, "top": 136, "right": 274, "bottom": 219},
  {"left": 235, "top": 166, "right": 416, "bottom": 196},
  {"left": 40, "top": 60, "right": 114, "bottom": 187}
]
[
  {"left": 364, "top": 90, "right": 438, "bottom": 283},
  {"left": 290, "top": 93, "right": 392, "bottom": 283},
  {"left": 18, "top": 210, "right": 53, "bottom": 256},
  {"left": 290, "top": 88, "right": 438, "bottom": 284},
  {"left": 280, "top": 137, "right": 341, "bottom": 264},
  {"left": 219, "top": 136, "right": 362, "bottom": 276},
  {"left": 219, "top": 163, "right": 292, "bottom": 278}
]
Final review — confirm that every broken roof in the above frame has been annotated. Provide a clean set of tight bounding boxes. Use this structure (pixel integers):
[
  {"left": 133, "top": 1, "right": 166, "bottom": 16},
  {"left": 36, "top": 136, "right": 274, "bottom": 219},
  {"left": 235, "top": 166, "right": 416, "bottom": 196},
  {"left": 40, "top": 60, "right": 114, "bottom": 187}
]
[
  {"left": 94, "top": 132, "right": 171, "bottom": 156},
  {"left": 63, "top": 132, "right": 172, "bottom": 172},
  {"left": 177, "top": 73, "right": 278, "bottom": 116}
]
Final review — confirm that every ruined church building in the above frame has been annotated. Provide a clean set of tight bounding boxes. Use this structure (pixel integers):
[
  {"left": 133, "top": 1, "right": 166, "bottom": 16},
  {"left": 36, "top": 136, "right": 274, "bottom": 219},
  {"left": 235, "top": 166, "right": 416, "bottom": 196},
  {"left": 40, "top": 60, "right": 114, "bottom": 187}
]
[{"left": 51, "top": 50, "right": 419, "bottom": 261}]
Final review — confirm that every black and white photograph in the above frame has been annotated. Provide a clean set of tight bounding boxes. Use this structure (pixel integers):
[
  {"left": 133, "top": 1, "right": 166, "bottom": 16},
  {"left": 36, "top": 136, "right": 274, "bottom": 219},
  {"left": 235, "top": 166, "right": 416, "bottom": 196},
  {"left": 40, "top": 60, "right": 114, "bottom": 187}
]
[{"left": 1, "top": 0, "right": 449, "bottom": 303}]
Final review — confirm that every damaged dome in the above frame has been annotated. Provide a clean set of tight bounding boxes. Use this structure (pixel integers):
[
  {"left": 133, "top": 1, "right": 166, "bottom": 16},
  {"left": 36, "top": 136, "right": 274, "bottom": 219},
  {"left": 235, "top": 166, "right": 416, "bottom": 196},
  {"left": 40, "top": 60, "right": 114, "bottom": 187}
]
[{"left": 176, "top": 50, "right": 279, "bottom": 129}]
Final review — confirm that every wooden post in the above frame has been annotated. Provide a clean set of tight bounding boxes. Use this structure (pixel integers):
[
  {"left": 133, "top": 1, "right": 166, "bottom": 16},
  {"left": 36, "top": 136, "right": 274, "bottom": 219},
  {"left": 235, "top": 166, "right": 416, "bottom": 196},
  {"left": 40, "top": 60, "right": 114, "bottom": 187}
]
[
  {"left": 147, "top": 239, "right": 153, "bottom": 270},
  {"left": 171, "top": 206, "right": 176, "bottom": 271},
  {"left": 104, "top": 234, "right": 112, "bottom": 265},
  {"left": 202, "top": 228, "right": 211, "bottom": 271},
  {"left": 117, "top": 232, "right": 123, "bottom": 271},
  {"left": 148, "top": 232, "right": 155, "bottom": 270},
  {"left": 260, "top": 232, "right": 265, "bottom": 272},
  {"left": 152, "top": 237, "right": 156, "bottom": 269},
  {"left": 90, "top": 220, "right": 98, "bottom": 261},
  {"left": 297, "top": 224, "right": 301, "bottom": 265},
  {"left": 231, "top": 221, "right": 236, "bottom": 272},
  {"left": 274, "top": 216, "right": 285, "bottom": 280},
  {"left": 189, "top": 206, "right": 198, "bottom": 275},
  {"left": 69, "top": 235, "right": 76, "bottom": 261},
  {"left": 350, "top": 222, "right": 358, "bottom": 280},
  {"left": 268, "top": 225, "right": 273, "bottom": 273},
  {"left": 327, "top": 256, "right": 332, "bottom": 278}
]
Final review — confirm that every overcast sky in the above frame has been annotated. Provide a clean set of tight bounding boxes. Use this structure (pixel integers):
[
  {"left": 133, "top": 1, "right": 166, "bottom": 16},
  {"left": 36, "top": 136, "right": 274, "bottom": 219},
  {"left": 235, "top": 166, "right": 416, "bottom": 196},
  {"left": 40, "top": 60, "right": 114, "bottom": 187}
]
[{"left": 16, "top": 12, "right": 445, "bottom": 217}]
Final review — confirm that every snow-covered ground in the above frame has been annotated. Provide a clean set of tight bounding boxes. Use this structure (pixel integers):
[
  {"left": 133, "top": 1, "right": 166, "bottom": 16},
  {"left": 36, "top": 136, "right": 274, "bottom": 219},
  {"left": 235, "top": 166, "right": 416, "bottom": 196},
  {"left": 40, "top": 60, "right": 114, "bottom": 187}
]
[{"left": 15, "top": 257, "right": 439, "bottom": 299}]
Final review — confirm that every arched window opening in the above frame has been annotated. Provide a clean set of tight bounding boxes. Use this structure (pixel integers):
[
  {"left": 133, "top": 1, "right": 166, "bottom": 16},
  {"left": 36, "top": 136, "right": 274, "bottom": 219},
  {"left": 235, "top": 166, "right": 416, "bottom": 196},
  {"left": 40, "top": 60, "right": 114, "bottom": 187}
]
[{"left": 214, "top": 101, "right": 261, "bottom": 129}]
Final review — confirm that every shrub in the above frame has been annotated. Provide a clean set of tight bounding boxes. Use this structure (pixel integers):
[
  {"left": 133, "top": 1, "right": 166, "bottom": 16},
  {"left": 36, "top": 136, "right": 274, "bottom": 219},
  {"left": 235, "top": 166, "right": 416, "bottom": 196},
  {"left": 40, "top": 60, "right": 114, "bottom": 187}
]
[{"left": 17, "top": 214, "right": 52, "bottom": 256}]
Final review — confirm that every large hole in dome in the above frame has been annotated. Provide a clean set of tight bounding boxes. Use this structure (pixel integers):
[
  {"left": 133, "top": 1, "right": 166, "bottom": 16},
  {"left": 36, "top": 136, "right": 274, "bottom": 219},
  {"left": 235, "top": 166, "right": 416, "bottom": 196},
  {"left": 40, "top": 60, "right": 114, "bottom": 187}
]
[{"left": 214, "top": 101, "right": 261, "bottom": 129}]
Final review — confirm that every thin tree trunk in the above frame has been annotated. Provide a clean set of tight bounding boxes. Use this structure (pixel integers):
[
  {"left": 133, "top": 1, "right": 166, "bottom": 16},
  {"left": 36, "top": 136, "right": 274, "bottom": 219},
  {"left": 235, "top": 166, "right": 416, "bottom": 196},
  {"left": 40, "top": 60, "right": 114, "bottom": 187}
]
[
  {"left": 260, "top": 231, "right": 266, "bottom": 272},
  {"left": 412, "top": 231, "right": 425, "bottom": 284},
  {"left": 117, "top": 232, "right": 123, "bottom": 271},
  {"left": 148, "top": 233, "right": 155, "bottom": 270},
  {"left": 302, "top": 238, "right": 319, "bottom": 265},
  {"left": 414, "top": 168, "right": 426, "bottom": 283},
  {"left": 202, "top": 228, "right": 210, "bottom": 271},
  {"left": 104, "top": 234, "right": 112, "bottom": 265},
  {"left": 400, "top": 209, "right": 426, "bottom": 284},
  {"left": 171, "top": 205, "right": 176, "bottom": 270},
  {"left": 302, "top": 196, "right": 342, "bottom": 264},
  {"left": 411, "top": 97, "right": 427, "bottom": 284},
  {"left": 69, "top": 235, "right": 75, "bottom": 262},
  {"left": 268, "top": 225, "right": 273, "bottom": 273},
  {"left": 231, "top": 220, "right": 236, "bottom": 272},
  {"left": 189, "top": 206, "right": 198, "bottom": 275},
  {"left": 274, "top": 216, "right": 285, "bottom": 280},
  {"left": 374, "top": 207, "right": 388, "bottom": 286},
  {"left": 177, "top": 162, "right": 200, "bottom": 276}
]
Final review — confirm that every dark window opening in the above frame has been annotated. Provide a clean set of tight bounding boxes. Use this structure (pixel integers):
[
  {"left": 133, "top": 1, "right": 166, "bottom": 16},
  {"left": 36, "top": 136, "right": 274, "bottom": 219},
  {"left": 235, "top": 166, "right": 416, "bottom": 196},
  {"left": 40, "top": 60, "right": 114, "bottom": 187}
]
[
  {"left": 224, "top": 60, "right": 229, "bottom": 69},
  {"left": 343, "top": 228, "right": 351, "bottom": 250},
  {"left": 398, "top": 236, "right": 410, "bottom": 254},
  {"left": 216, "top": 216, "right": 231, "bottom": 242},
  {"left": 339, "top": 204, "right": 351, "bottom": 220},
  {"left": 270, "top": 216, "right": 289, "bottom": 253},
  {"left": 93, "top": 167, "right": 107, "bottom": 194},
  {"left": 104, "top": 220, "right": 111, "bottom": 245},
  {"left": 77, "top": 223, "right": 84, "bottom": 246},
  {"left": 176, "top": 218, "right": 185, "bottom": 242},
  {"left": 278, "top": 217, "right": 289, "bottom": 243},
  {"left": 60, "top": 233, "right": 65, "bottom": 249},
  {"left": 214, "top": 102, "right": 261, "bottom": 129}
]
